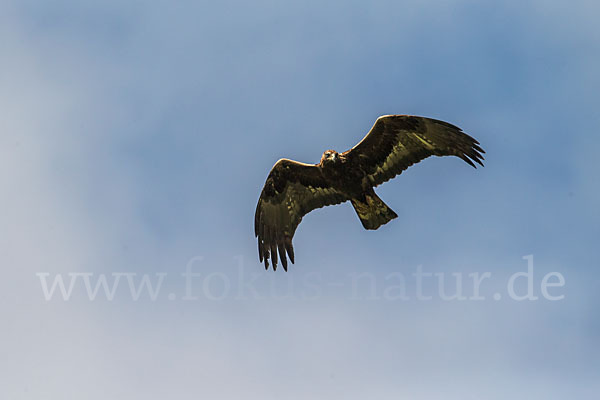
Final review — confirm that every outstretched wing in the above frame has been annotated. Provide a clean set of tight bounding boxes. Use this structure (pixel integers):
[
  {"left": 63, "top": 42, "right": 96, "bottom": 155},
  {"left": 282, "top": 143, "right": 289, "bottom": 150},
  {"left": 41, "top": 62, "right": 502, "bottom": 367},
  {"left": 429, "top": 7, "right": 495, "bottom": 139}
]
[
  {"left": 343, "top": 115, "right": 485, "bottom": 187},
  {"left": 255, "top": 159, "right": 349, "bottom": 271}
]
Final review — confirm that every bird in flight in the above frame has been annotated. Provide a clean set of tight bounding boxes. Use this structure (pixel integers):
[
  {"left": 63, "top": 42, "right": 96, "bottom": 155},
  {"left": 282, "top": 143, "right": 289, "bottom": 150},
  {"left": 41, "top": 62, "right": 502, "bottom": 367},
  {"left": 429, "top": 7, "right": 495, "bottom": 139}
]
[{"left": 254, "top": 115, "right": 484, "bottom": 271}]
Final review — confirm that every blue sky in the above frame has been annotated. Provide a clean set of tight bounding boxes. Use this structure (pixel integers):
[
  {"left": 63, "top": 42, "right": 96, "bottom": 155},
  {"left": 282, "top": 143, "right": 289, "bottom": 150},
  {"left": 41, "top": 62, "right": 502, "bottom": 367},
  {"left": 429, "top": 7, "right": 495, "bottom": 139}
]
[{"left": 2, "top": 1, "right": 599, "bottom": 399}]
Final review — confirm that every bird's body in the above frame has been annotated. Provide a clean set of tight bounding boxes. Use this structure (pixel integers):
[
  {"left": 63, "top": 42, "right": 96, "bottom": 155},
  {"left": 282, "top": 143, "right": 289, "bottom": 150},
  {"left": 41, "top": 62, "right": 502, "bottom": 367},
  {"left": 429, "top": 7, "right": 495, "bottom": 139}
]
[
  {"left": 316, "top": 150, "right": 399, "bottom": 230},
  {"left": 255, "top": 115, "right": 485, "bottom": 270},
  {"left": 319, "top": 151, "right": 361, "bottom": 195}
]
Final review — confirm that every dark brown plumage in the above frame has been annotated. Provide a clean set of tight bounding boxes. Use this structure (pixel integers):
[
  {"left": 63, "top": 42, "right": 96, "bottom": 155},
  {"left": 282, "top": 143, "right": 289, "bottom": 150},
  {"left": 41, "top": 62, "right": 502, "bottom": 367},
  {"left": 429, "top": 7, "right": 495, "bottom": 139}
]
[{"left": 254, "top": 115, "right": 485, "bottom": 271}]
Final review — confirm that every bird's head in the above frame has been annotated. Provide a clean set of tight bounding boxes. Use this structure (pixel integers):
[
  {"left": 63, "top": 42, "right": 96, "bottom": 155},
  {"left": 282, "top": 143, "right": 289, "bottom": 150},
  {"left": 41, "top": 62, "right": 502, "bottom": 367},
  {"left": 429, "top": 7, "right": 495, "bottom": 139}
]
[{"left": 320, "top": 150, "right": 340, "bottom": 166}]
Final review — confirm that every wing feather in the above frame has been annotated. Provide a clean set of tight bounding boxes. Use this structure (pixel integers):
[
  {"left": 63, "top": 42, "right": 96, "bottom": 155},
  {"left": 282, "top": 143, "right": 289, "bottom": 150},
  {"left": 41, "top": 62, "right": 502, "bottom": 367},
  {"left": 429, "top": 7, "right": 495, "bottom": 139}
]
[
  {"left": 343, "top": 115, "right": 485, "bottom": 187},
  {"left": 255, "top": 159, "right": 349, "bottom": 270}
]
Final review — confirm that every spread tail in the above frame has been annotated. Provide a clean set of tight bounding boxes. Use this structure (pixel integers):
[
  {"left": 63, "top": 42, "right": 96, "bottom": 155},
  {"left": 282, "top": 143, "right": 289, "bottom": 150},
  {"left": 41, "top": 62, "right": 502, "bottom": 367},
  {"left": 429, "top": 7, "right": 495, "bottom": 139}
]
[{"left": 351, "top": 191, "right": 398, "bottom": 230}]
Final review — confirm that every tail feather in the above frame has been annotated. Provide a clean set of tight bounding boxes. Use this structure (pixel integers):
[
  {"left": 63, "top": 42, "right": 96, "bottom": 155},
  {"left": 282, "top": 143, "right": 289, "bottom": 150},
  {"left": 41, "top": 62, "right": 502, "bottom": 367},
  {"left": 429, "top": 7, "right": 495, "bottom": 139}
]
[{"left": 351, "top": 191, "right": 398, "bottom": 230}]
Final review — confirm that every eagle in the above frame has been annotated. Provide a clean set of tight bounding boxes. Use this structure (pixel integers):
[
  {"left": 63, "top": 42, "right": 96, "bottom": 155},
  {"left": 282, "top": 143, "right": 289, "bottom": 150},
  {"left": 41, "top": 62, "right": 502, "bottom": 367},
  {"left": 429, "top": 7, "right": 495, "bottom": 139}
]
[{"left": 255, "top": 115, "right": 484, "bottom": 271}]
